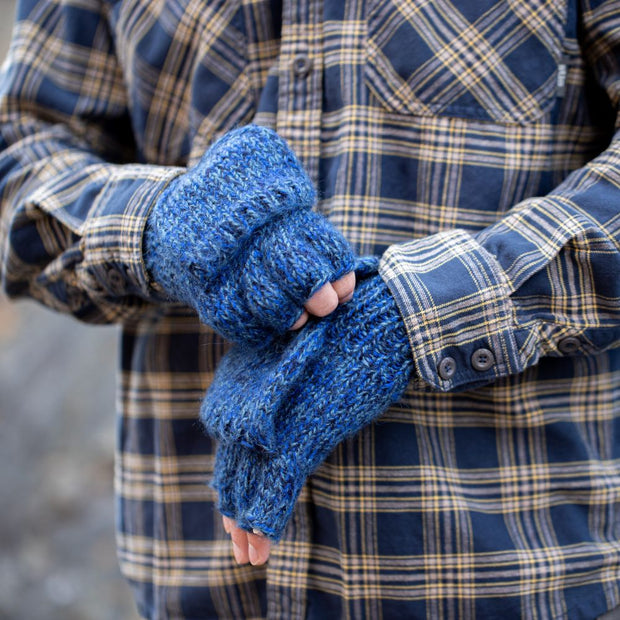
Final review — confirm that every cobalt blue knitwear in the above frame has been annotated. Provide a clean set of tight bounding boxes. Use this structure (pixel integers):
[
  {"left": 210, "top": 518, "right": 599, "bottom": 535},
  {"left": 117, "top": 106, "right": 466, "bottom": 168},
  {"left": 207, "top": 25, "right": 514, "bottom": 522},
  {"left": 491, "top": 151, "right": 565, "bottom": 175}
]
[
  {"left": 203, "top": 258, "right": 415, "bottom": 540},
  {"left": 144, "top": 124, "right": 354, "bottom": 344}
]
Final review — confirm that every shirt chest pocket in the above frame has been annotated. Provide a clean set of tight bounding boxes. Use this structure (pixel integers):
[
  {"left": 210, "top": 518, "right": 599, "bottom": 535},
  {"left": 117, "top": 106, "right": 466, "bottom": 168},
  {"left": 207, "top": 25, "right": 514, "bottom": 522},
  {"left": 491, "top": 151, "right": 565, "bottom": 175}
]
[{"left": 365, "top": 0, "right": 568, "bottom": 124}]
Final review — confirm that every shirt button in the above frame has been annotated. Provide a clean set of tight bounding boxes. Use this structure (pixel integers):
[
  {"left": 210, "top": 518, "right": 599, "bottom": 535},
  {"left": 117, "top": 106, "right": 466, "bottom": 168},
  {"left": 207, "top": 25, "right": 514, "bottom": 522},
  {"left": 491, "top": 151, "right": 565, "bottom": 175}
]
[
  {"left": 438, "top": 356, "right": 456, "bottom": 380},
  {"left": 292, "top": 53, "right": 313, "bottom": 78},
  {"left": 108, "top": 268, "right": 125, "bottom": 294},
  {"left": 558, "top": 337, "right": 580, "bottom": 354},
  {"left": 471, "top": 348, "right": 495, "bottom": 372}
]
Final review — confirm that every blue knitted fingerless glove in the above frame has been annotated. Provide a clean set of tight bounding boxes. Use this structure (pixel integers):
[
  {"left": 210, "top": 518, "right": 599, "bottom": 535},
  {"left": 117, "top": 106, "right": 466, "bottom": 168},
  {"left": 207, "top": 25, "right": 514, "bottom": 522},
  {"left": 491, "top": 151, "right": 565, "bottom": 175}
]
[
  {"left": 202, "top": 258, "right": 414, "bottom": 540},
  {"left": 144, "top": 124, "right": 354, "bottom": 343}
]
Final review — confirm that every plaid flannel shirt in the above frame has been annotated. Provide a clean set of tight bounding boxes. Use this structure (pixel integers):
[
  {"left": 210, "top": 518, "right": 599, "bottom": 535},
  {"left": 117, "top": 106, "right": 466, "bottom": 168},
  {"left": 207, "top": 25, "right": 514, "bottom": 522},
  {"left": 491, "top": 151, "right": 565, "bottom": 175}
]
[{"left": 1, "top": 0, "right": 619, "bottom": 618}]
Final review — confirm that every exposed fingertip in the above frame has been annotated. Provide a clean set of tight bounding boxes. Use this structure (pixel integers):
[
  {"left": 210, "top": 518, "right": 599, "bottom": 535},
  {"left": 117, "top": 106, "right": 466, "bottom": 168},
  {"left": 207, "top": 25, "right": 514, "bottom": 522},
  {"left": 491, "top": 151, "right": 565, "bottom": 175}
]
[
  {"left": 290, "top": 310, "right": 309, "bottom": 330},
  {"left": 306, "top": 283, "right": 339, "bottom": 317},
  {"left": 248, "top": 532, "right": 271, "bottom": 565},
  {"left": 249, "top": 542, "right": 270, "bottom": 565},
  {"left": 232, "top": 542, "right": 248, "bottom": 565},
  {"left": 332, "top": 271, "right": 356, "bottom": 302},
  {"left": 248, "top": 544, "right": 259, "bottom": 565}
]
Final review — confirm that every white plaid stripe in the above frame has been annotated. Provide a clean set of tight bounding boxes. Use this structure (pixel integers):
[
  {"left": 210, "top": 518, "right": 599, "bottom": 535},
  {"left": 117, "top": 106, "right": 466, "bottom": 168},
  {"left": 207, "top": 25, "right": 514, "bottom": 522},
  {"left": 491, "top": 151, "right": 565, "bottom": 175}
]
[{"left": 1, "top": 0, "right": 619, "bottom": 617}]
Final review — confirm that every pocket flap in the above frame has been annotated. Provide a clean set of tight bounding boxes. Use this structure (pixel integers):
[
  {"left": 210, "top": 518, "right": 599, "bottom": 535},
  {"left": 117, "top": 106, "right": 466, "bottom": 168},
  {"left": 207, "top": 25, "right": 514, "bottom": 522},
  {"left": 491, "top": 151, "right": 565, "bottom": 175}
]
[{"left": 365, "top": 0, "right": 567, "bottom": 124}]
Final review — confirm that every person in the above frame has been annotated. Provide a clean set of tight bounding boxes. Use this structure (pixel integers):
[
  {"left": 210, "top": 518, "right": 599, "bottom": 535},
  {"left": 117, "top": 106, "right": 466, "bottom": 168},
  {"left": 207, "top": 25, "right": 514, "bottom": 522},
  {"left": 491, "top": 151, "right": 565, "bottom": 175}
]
[{"left": 0, "top": 0, "right": 618, "bottom": 617}]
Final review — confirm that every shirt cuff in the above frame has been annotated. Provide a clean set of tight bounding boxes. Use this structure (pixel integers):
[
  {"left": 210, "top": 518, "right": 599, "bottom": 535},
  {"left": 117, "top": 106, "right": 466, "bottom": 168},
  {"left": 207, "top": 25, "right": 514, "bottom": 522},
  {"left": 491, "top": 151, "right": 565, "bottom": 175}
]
[
  {"left": 75, "top": 164, "right": 184, "bottom": 302},
  {"left": 379, "top": 229, "right": 529, "bottom": 391}
]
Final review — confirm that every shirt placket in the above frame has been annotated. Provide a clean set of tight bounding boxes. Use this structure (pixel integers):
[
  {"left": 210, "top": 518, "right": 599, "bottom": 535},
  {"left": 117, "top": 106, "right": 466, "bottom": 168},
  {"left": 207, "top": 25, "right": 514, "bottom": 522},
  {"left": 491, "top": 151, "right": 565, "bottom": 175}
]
[
  {"left": 276, "top": 0, "right": 324, "bottom": 185},
  {"left": 263, "top": 2, "right": 322, "bottom": 617}
]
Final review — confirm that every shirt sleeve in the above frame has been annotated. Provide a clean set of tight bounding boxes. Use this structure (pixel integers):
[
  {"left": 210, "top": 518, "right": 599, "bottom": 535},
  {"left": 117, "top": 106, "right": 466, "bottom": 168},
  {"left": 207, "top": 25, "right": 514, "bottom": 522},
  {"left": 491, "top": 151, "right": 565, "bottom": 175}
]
[
  {"left": 0, "top": 0, "right": 183, "bottom": 323},
  {"left": 378, "top": 0, "right": 620, "bottom": 392}
]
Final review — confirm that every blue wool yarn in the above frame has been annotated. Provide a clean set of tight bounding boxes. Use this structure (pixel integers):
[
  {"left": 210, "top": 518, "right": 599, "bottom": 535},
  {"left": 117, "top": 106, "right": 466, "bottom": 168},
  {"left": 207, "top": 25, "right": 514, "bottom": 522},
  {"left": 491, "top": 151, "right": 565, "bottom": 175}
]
[
  {"left": 144, "top": 124, "right": 354, "bottom": 344},
  {"left": 203, "top": 259, "right": 414, "bottom": 540},
  {"left": 202, "top": 256, "right": 380, "bottom": 450}
]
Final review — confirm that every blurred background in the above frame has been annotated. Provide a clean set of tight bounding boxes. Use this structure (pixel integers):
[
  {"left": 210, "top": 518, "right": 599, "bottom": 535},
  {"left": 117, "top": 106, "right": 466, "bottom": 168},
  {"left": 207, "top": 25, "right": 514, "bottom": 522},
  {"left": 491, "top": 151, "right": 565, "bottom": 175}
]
[{"left": 0, "top": 1, "right": 141, "bottom": 617}]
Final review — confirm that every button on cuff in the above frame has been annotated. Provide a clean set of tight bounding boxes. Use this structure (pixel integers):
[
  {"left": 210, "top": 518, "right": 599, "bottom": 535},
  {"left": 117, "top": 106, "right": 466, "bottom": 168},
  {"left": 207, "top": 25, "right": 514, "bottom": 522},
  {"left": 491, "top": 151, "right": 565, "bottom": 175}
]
[
  {"left": 106, "top": 268, "right": 128, "bottom": 296},
  {"left": 471, "top": 348, "right": 495, "bottom": 372},
  {"left": 438, "top": 356, "right": 457, "bottom": 380},
  {"left": 558, "top": 337, "right": 581, "bottom": 354}
]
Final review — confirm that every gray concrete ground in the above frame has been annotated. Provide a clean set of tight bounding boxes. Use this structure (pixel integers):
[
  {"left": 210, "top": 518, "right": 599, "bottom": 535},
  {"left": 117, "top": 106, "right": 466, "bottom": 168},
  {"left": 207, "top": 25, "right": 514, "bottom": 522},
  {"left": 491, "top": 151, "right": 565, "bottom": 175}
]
[{"left": 1, "top": 2, "right": 141, "bottom": 618}]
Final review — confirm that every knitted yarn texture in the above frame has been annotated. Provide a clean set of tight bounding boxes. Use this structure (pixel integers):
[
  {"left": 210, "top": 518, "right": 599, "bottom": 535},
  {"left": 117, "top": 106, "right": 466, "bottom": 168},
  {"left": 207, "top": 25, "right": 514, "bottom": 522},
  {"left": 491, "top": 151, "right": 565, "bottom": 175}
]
[
  {"left": 203, "top": 258, "right": 414, "bottom": 540},
  {"left": 144, "top": 124, "right": 354, "bottom": 344}
]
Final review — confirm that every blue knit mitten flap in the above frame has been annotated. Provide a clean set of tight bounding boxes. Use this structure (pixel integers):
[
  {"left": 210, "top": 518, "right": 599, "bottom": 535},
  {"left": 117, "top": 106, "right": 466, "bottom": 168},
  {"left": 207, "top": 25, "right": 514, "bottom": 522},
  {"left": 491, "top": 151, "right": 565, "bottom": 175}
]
[
  {"left": 202, "top": 256, "right": 381, "bottom": 450},
  {"left": 144, "top": 124, "right": 354, "bottom": 343},
  {"left": 203, "top": 259, "right": 415, "bottom": 540}
]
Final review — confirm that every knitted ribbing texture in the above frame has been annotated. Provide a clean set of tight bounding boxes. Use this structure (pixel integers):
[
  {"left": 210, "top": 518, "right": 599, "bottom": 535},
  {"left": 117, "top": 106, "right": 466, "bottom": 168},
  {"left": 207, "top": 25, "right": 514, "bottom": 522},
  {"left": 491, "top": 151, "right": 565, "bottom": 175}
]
[
  {"left": 144, "top": 124, "right": 354, "bottom": 343},
  {"left": 205, "top": 259, "right": 415, "bottom": 540},
  {"left": 202, "top": 256, "right": 378, "bottom": 450}
]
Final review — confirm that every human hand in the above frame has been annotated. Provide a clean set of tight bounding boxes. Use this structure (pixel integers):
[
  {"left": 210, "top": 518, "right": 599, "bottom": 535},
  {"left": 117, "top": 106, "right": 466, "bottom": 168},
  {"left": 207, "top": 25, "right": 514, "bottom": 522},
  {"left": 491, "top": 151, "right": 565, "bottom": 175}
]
[
  {"left": 288, "top": 270, "right": 355, "bottom": 330},
  {"left": 144, "top": 124, "right": 355, "bottom": 344},
  {"left": 196, "top": 206, "right": 356, "bottom": 342},
  {"left": 222, "top": 516, "right": 272, "bottom": 566},
  {"left": 203, "top": 258, "right": 414, "bottom": 542}
]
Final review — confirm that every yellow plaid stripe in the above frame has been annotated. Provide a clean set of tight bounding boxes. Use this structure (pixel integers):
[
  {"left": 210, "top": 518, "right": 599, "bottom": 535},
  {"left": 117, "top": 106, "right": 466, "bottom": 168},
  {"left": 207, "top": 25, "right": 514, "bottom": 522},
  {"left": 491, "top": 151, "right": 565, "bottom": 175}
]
[{"left": 1, "top": 0, "right": 619, "bottom": 617}]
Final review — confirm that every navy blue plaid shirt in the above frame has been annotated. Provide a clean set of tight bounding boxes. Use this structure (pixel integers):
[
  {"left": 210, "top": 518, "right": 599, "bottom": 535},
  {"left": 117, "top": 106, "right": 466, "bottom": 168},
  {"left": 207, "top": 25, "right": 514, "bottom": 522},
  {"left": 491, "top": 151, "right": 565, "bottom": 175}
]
[{"left": 1, "top": 0, "right": 619, "bottom": 618}]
